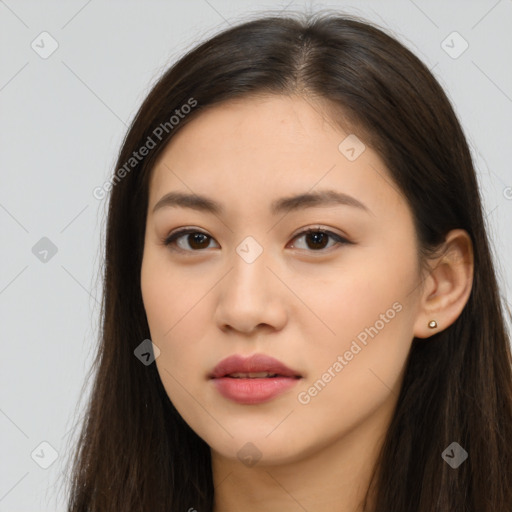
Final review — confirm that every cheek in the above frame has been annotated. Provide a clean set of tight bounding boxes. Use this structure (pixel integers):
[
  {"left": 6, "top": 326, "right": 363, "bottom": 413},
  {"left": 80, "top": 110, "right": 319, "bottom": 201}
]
[
  {"left": 298, "top": 247, "right": 416, "bottom": 348},
  {"left": 295, "top": 248, "right": 418, "bottom": 405},
  {"left": 141, "top": 257, "right": 212, "bottom": 432},
  {"left": 141, "top": 249, "right": 210, "bottom": 341},
  {"left": 141, "top": 250, "right": 214, "bottom": 387}
]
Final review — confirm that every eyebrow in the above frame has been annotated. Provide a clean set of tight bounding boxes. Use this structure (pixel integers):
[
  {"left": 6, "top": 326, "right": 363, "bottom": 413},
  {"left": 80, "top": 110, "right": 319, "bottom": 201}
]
[{"left": 152, "top": 189, "right": 370, "bottom": 216}]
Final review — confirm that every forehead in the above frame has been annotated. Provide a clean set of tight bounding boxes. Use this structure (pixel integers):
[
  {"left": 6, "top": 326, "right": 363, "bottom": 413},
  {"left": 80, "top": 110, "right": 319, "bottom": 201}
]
[
  {"left": 147, "top": 94, "right": 403, "bottom": 220},
  {"left": 165, "top": 94, "right": 343, "bottom": 152}
]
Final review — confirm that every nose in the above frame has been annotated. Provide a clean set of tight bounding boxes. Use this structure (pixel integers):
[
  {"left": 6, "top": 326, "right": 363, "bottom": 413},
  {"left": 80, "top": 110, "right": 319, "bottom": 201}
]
[{"left": 214, "top": 249, "right": 288, "bottom": 335}]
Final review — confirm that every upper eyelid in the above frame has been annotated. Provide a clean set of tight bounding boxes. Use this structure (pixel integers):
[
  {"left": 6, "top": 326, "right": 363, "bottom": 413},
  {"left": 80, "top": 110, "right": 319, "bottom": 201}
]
[
  {"left": 165, "top": 226, "right": 347, "bottom": 240},
  {"left": 166, "top": 223, "right": 348, "bottom": 236}
]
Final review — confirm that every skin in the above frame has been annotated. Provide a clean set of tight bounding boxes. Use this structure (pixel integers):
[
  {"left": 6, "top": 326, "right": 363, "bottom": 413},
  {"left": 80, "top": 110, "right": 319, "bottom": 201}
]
[{"left": 140, "top": 94, "right": 474, "bottom": 512}]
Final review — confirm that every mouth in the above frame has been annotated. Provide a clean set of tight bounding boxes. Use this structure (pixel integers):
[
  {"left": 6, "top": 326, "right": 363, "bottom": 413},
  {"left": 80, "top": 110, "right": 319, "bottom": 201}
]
[
  {"left": 209, "top": 353, "right": 302, "bottom": 379},
  {"left": 209, "top": 354, "right": 302, "bottom": 405},
  {"left": 224, "top": 372, "right": 297, "bottom": 378}
]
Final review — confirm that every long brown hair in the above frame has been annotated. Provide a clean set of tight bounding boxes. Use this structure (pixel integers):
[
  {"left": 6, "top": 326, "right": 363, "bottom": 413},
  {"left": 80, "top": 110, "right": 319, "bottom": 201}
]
[{"left": 64, "top": 11, "right": 512, "bottom": 511}]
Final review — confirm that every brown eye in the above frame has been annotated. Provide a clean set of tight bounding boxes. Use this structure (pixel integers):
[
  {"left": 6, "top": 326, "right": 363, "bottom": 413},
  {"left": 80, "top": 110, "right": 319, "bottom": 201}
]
[
  {"left": 289, "top": 229, "right": 350, "bottom": 251},
  {"left": 164, "top": 229, "right": 218, "bottom": 252},
  {"left": 163, "top": 227, "right": 350, "bottom": 254}
]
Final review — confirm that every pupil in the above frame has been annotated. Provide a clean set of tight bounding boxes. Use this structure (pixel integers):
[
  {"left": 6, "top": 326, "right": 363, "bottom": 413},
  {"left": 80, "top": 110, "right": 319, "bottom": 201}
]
[
  {"left": 307, "top": 232, "right": 327, "bottom": 250},
  {"left": 189, "top": 233, "right": 209, "bottom": 249},
  {"left": 185, "top": 232, "right": 329, "bottom": 250}
]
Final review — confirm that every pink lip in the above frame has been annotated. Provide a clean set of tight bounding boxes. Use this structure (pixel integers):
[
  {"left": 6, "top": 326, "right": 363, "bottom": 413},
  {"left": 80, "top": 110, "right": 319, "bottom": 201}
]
[{"left": 209, "top": 354, "right": 302, "bottom": 405}]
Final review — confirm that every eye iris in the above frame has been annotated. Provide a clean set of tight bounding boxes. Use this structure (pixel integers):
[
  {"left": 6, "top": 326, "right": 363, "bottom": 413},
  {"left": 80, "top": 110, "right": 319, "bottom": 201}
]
[
  {"left": 170, "top": 229, "right": 339, "bottom": 251},
  {"left": 306, "top": 231, "right": 328, "bottom": 250},
  {"left": 188, "top": 233, "right": 210, "bottom": 249}
]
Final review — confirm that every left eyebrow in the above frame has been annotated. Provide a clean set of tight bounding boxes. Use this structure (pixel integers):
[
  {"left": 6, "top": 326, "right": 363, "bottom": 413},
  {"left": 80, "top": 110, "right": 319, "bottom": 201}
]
[
  {"left": 271, "top": 189, "right": 370, "bottom": 215},
  {"left": 152, "top": 189, "right": 371, "bottom": 215}
]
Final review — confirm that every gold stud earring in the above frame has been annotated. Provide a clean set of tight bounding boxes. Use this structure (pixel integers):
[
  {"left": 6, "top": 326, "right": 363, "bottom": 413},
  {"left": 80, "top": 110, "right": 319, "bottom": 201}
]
[{"left": 428, "top": 320, "right": 438, "bottom": 329}]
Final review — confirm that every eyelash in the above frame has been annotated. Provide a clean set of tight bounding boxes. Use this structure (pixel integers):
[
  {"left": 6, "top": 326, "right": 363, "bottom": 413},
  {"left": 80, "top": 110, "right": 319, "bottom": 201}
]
[{"left": 162, "top": 227, "right": 351, "bottom": 254}]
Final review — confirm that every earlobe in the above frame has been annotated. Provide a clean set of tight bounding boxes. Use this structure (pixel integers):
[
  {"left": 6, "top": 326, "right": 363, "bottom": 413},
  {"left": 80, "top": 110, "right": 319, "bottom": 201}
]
[{"left": 413, "top": 229, "right": 474, "bottom": 339}]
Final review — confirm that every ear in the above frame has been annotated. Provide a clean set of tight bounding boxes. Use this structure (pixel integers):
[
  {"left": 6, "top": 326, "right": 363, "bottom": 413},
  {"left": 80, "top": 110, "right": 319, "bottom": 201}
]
[{"left": 413, "top": 229, "right": 474, "bottom": 339}]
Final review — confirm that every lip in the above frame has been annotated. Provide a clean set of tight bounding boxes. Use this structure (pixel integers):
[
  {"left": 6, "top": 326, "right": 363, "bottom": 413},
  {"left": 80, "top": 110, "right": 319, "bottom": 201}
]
[{"left": 209, "top": 353, "right": 302, "bottom": 405}]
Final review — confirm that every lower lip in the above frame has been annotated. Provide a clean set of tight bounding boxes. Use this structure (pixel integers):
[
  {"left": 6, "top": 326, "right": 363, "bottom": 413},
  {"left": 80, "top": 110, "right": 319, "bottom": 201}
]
[{"left": 211, "top": 376, "right": 300, "bottom": 405}]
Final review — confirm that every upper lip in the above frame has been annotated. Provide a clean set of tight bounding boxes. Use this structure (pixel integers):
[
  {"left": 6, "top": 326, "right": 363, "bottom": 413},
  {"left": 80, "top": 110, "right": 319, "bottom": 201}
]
[{"left": 209, "top": 353, "right": 302, "bottom": 379}]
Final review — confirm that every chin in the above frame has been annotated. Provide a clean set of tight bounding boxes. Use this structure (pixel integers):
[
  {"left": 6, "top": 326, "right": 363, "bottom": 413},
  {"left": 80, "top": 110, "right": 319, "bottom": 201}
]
[{"left": 199, "top": 426, "right": 317, "bottom": 468}]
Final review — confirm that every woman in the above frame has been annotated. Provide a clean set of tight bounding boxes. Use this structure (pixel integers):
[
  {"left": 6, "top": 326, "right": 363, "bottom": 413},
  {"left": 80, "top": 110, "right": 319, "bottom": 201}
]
[{"left": 65, "top": 12, "right": 512, "bottom": 512}]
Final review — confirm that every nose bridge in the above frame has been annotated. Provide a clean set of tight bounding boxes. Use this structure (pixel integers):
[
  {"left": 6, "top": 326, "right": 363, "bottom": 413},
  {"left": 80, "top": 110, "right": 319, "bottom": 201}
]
[
  {"left": 215, "top": 234, "right": 287, "bottom": 333},
  {"left": 235, "top": 234, "right": 266, "bottom": 267},
  {"left": 229, "top": 234, "right": 271, "bottom": 300}
]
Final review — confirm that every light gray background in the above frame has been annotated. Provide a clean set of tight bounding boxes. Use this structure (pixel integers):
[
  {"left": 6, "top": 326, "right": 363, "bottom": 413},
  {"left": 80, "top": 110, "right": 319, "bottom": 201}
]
[{"left": 1, "top": 0, "right": 511, "bottom": 510}]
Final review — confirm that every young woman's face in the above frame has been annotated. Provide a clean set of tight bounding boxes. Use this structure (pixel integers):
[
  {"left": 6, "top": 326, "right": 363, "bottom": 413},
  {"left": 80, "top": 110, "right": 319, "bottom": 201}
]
[{"left": 141, "top": 94, "right": 424, "bottom": 466}]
